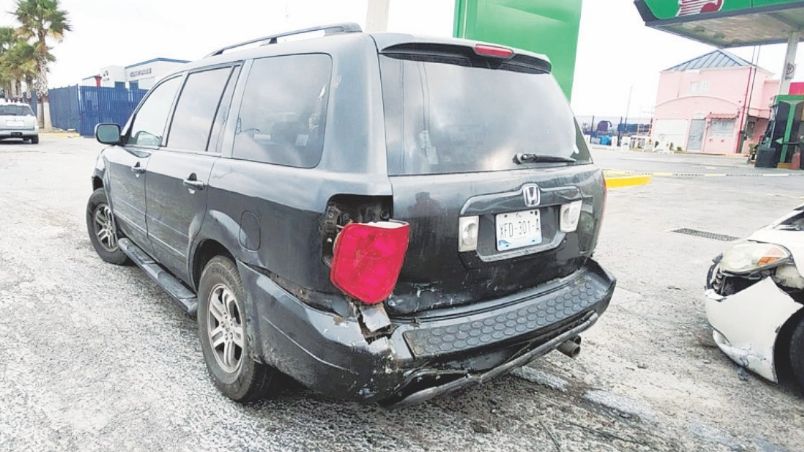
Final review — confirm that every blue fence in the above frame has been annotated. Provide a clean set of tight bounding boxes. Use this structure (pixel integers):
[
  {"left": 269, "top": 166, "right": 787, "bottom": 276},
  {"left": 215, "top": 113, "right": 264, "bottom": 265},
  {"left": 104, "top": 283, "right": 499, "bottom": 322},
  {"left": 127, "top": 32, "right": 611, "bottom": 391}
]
[
  {"left": 49, "top": 85, "right": 148, "bottom": 136},
  {"left": 48, "top": 86, "right": 78, "bottom": 130}
]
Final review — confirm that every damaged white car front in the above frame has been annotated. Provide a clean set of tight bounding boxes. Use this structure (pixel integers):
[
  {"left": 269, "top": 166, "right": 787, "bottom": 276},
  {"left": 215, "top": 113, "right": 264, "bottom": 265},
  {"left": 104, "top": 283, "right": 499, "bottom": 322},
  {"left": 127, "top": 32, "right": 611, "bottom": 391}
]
[{"left": 705, "top": 206, "right": 804, "bottom": 388}]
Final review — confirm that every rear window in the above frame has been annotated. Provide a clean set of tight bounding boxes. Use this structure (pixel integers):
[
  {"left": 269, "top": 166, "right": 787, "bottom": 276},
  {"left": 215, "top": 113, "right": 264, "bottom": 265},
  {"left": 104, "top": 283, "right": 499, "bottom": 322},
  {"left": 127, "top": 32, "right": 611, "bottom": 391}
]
[
  {"left": 380, "top": 55, "right": 591, "bottom": 175},
  {"left": 0, "top": 104, "right": 34, "bottom": 116},
  {"left": 232, "top": 54, "right": 332, "bottom": 168}
]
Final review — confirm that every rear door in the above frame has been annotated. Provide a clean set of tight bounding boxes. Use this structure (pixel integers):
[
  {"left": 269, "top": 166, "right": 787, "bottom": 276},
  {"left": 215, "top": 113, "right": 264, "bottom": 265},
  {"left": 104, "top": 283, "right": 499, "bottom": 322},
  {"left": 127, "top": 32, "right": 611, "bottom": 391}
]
[
  {"left": 378, "top": 46, "right": 604, "bottom": 315},
  {"left": 144, "top": 65, "right": 240, "bottom": 283},
  {"left": 107, "top": 76, "right": 183, "bottom": 250}
]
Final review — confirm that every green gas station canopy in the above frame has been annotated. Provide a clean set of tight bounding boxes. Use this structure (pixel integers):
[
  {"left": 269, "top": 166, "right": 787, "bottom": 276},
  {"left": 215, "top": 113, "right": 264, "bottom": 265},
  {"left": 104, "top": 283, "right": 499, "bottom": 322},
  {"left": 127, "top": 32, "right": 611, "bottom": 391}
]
[{"left": 636, "top": 1, "right": 804, "bottom": 47}]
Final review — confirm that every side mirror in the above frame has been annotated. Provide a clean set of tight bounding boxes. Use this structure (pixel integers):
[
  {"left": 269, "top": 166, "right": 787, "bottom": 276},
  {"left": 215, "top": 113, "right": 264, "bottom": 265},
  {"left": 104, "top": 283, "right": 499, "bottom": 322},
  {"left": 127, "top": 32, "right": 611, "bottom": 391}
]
[{"left": 95, "top": 123, "right": 121, "bottom": 145}]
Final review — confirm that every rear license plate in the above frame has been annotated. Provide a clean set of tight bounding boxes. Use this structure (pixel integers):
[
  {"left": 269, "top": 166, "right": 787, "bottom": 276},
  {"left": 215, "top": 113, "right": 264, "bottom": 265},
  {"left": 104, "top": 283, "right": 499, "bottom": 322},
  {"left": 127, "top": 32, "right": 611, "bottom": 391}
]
[
  {"left": 496, "top": 209, "right": 542, "bottom": 251},
  {"left": 10, "top": 132, "right": 22, "bottom": 137},
  {"left": 6, "top": 121, "right": 23, "bottom": 127}
]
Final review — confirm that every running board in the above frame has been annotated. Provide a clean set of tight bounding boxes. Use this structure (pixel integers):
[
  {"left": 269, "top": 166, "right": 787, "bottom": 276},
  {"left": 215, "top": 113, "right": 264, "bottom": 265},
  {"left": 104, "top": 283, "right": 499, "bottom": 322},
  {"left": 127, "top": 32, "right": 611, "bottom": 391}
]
[{"left": 118, "top": 238, "right": 199, "bottom": 317}]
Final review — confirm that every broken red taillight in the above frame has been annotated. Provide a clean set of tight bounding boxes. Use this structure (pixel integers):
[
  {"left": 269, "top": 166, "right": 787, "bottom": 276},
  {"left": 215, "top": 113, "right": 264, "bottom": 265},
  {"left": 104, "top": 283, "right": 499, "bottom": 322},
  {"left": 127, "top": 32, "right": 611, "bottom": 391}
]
[
  {"left": 473, "top": 44, "right": 514, "bottom": 59},
  {"left": 330, "top": 221, "right": 410, "bottom": 305}
]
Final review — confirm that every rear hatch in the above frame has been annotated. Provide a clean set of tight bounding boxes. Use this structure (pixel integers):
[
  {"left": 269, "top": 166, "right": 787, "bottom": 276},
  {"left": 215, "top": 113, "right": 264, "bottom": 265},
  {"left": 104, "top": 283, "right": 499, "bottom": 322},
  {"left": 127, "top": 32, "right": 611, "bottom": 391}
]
[
  {"left": 0, "top": 104, "right": 36, "bottom": 130},
  {"left": 377, "top": 41, "right": 605, "bottom": 316}
]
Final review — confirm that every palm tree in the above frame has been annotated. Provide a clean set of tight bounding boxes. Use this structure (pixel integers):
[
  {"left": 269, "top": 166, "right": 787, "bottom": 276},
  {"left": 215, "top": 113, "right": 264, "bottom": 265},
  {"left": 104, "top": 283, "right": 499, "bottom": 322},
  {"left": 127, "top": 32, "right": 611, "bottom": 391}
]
[
  {"left": 14, "top": 0, "right": 71, "bottom": 128},
  {"left": 4, "top": 40, "right": 38, "bottom": 99},
  {"left": 0, "top": 27, "right": 16, "bottom": 98}
]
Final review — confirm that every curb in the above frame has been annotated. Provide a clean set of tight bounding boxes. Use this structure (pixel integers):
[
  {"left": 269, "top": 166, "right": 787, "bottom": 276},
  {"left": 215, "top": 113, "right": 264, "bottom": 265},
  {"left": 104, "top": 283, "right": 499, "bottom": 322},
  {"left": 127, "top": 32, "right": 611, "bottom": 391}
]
[
  {"left": 604, "top": 170, "right": 803, "bottom": 178},
  {"left": 40, "top": 132, "right": 81, "bottom": 139},
  {"left": 604, "top": 175, "right": 652, "bottom": 189}
]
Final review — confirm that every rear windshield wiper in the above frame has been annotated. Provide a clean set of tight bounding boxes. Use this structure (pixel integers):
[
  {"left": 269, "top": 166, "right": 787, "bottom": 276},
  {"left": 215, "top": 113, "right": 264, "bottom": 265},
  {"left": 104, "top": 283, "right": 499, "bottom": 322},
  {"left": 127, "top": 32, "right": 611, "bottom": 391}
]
[{"left": 514, "top": 153, "right": 575, "bottom": 164}]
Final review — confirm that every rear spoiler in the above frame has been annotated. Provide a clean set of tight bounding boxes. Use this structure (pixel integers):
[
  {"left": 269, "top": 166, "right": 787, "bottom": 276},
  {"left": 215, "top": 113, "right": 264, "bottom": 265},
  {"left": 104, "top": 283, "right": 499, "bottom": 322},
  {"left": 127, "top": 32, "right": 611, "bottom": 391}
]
[{"left": 379, "top": 42, "right": 551, "bottom": 74}]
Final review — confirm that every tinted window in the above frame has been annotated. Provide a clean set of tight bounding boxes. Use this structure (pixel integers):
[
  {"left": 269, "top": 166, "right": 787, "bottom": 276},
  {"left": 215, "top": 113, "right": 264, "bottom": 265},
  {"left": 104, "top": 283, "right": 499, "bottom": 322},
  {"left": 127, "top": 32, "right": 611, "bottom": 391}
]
[
  {"left": 208, "top": 66, "right": 241, "bottom": 153},
  {"left": 0, "top": 105, "right": 33, "bottom": 116},
  {"left": 233, "top": 54, "right": 332, "bottom": 167},
  {"left": 380, "top": 56, "right": 591, "bottom": 175},
  {"left": 128, "top": 77, "right": 182, "bottom": 147},
  {"left": 168, "top": 67, "right": 232, "bottom": 150}
]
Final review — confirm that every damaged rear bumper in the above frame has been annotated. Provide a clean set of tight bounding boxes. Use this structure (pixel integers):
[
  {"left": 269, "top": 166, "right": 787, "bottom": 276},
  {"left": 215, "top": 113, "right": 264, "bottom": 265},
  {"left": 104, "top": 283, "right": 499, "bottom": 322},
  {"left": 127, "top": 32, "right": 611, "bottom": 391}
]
[
  {"left": 238, "top": 259, "right": 615, "bottom": 404},
  {"left": 705, "top": 278, "right": 803, "bottom": 382}
]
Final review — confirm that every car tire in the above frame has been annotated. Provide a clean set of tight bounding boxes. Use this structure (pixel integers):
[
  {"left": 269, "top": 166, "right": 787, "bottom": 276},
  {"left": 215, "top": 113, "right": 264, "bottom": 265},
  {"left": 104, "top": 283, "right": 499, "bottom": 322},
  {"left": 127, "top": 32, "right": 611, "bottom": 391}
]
[
  {"left": 789, "top": 317, "right": 804, "bottom": 390},
  {"left": 86, "top": 188, "right": 129, "bottom": 265},
  {"left": 198, "top": 255, "right": 275, "bottom": 402},
  {"left": 30, "top": 136, "right": 38, "bottom": 144}
]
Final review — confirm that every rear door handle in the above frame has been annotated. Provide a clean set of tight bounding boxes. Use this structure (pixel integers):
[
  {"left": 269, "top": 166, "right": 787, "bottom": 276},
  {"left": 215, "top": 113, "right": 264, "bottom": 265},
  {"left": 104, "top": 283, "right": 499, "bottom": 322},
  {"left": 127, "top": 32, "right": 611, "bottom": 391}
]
[
  {"left": 182, "top": 174, "right": 205, "bottom": 192},
  {"left": 131, "top": 162, "right": 146, "bottom": 175}
]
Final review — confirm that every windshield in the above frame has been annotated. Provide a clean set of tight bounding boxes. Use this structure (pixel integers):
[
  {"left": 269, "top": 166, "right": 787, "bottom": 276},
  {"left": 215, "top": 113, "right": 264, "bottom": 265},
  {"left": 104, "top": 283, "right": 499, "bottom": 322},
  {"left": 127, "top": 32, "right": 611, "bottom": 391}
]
[
  {"left": 380, "top": 55, "right": 591, "bottom": 176},
  {"left": 0, "top": 104, "right": 34, "bottom": 116}
]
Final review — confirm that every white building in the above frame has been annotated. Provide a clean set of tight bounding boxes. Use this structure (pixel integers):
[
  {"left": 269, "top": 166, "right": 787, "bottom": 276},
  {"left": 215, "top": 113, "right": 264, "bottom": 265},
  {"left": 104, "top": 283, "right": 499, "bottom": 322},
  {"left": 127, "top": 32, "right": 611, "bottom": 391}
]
[{"left": 81, "top": 57, "right": 189, "bottom": 90}]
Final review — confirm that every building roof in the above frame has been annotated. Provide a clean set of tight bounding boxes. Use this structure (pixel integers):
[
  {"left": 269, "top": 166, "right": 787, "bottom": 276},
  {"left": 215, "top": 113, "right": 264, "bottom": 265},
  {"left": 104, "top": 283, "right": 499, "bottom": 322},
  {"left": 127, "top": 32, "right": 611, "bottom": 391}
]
[
  {"left": 124, "top": 57, "right": 189, "bottom": 69},
  {"left": 664, "top": 49, "right": 766, "bottom": 72}
]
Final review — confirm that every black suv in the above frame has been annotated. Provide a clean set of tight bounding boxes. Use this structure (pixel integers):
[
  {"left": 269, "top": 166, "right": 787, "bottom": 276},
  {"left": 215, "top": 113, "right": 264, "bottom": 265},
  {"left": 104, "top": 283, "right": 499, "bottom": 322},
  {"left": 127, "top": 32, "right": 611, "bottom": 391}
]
[{"left": 86, "top": 24, "right": 615, "bottom": 405}]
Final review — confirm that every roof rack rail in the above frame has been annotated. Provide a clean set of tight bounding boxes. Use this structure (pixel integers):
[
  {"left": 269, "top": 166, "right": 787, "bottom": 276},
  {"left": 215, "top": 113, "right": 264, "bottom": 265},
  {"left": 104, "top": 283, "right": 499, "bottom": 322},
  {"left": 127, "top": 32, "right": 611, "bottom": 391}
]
[{"left": 206, "top": 22, "right": 363, "bottom": 57}]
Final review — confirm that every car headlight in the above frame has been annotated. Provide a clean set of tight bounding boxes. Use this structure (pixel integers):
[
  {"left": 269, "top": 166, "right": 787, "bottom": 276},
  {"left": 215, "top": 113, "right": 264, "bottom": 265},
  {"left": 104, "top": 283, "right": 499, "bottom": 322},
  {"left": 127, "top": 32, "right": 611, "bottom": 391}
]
[{"left": 719, "top": 241, "right": 791, "bottom": 274}]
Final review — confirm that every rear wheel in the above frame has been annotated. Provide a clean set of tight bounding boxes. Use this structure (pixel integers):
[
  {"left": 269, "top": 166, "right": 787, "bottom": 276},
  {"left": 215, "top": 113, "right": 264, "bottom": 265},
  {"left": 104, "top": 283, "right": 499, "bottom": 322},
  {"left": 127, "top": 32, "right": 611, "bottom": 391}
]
[
  {"left": 198, "top": 256, "right": 275, "bottom": 402},
  {"left": 86, "top": 188, "right": 128, "bottom": 265},
  {"left": 789, "top": 318, "right": 804, "bottom": 390},
  {"left": 29, "top": 136, "right": 38, "bottom": 144}
]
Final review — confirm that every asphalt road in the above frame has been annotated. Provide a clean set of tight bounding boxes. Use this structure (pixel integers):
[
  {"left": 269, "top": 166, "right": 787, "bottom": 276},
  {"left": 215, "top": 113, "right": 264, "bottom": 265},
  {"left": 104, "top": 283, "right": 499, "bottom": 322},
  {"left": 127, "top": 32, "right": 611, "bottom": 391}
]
[{"left": 0, "top": 137, "right": 802, "bottom": 451}]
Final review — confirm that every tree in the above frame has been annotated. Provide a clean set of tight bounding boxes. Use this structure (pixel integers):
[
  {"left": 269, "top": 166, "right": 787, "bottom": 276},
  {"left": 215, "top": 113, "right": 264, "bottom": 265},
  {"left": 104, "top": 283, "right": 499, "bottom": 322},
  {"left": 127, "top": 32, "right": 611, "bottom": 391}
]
[
  {"left": 14, "top": 0, "right": 70, "bottom": 128},
  {"left": 0, "top": 26, "right": 16, "bottom": 98},
  {"left": 4, "top": 40, "right": 38, "bottom": 98}
]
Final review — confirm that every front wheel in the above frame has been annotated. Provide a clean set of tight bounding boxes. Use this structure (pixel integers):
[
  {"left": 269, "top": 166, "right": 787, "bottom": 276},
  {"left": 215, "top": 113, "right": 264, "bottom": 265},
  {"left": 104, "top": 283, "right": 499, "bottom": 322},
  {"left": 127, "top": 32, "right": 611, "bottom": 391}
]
[
  {"left": 789, "top": 318, "right": 804, "bottom": 391},
  {"left": 198, "top": 256, "right": 275, "bottom": 402},
  {"left": 86, "top": 188, "right": 129, "bottom": 265}
]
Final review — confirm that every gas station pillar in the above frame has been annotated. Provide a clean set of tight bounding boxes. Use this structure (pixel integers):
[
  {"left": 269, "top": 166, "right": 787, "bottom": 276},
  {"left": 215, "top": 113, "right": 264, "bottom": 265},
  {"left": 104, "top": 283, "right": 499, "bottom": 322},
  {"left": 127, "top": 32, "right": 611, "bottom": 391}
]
[{"left": 780, "top": 31, "right": 800, "bottom": 96}]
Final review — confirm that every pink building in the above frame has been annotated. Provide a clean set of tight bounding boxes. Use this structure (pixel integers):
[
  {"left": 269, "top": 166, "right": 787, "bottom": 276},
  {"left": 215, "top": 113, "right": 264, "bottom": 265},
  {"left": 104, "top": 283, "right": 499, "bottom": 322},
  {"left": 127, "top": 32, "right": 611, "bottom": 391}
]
[{"left": 653, "top": 50, "right": 779, "bottom": 154}]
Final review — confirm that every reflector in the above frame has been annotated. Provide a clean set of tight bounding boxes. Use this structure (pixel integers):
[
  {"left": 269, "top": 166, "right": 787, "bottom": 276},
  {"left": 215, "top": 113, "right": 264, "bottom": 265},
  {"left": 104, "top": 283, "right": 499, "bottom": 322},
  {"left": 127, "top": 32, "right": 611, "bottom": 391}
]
[{"left": 330, "top": 221, "right": 410, "bottom": 304}]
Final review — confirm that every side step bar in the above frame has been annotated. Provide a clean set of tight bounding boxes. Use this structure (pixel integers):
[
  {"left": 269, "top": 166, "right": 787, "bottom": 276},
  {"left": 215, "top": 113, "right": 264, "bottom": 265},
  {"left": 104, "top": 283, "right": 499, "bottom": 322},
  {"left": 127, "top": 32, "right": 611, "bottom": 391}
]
[{"left": 118, "top": 238, "right": 199, "bottom": 317}]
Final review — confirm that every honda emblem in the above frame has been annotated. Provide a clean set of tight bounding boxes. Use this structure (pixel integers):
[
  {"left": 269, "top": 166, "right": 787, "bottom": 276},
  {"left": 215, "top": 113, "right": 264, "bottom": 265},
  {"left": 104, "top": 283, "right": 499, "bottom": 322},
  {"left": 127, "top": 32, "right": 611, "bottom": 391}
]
[{"left": 522, "top": 184, "right": 540, "bottom": 207}]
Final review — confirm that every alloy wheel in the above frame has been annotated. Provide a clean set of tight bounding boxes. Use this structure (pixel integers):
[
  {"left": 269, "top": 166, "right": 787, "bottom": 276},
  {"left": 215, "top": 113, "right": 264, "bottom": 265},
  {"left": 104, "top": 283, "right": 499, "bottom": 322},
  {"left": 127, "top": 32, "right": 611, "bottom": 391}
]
[
  {"left": 93, "top": 203, "right": 119, "bottom": 252},
  {"left": 207, "top": 283, "right": 244, "bottom": 373}
]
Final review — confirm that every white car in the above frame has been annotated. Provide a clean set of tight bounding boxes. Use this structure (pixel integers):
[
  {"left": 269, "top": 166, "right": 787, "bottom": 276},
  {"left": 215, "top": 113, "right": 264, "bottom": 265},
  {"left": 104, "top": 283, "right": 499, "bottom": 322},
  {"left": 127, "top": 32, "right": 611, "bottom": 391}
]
[
  {"left": 706, "top": 205, "right": 804, "bottom": 389},
  {"left": 0, "top": 103, "right": 38, "bottom": 143}
]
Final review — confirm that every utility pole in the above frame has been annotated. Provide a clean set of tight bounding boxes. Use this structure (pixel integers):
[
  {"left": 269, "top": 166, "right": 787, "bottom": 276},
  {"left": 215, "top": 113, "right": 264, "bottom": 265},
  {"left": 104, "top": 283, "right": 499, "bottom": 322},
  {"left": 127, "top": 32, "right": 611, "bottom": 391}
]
[
  {"left": 624, "top": 84, "right": 633, "bottom": 134},
  {"left": 366, "top": 0, "right": 391, "bottom": 32},
  {"left": 619, "top": 84, "right": 633, "bottom": 147}
]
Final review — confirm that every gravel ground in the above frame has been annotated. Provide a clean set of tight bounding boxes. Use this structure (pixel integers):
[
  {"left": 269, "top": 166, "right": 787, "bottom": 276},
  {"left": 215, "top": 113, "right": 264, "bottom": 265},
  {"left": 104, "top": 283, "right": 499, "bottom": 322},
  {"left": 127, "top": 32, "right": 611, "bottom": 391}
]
[{"left": 0, "top": 137, "right": 802, "bottom": 451}]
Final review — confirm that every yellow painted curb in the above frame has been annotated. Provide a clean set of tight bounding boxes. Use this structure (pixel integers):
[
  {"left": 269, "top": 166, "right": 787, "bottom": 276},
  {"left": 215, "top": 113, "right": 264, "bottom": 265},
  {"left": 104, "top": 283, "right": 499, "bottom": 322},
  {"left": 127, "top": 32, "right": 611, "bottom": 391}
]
[{"left": 604, "top": 175, "right": 652, "bottom": 189}]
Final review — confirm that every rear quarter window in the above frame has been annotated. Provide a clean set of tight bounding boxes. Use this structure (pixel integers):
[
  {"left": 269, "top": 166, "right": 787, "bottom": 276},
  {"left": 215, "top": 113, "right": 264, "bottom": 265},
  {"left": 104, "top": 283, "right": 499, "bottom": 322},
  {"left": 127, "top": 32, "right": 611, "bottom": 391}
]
[{"left": 232, "top": 54, "right": 332, "bottom": 168}]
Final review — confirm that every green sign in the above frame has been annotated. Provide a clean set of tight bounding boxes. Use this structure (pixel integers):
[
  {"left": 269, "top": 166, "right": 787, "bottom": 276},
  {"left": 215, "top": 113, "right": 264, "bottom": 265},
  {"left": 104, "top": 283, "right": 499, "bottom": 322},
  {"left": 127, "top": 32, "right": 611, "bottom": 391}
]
[
  {"left": 640, "top": 0, "right": 802, "bottom": 20},
  {"left": 453, "top": 0, "right": 582, "bottom": 99},
  {"left": 636, "top": 0, "right": 804, "bottom": 47}
]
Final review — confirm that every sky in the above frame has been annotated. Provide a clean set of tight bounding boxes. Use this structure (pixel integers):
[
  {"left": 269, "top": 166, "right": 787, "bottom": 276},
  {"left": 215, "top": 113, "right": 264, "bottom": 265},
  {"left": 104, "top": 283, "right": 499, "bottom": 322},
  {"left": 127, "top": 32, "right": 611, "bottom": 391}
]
[{"left": 0, "top": 0, "right": 802, "bottom": 118}]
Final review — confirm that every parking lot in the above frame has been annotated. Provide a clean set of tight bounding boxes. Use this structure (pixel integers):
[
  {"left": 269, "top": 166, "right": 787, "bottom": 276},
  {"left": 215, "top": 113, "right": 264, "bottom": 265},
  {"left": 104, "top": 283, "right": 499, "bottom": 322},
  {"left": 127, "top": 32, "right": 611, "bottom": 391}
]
[{"left": 0, "top": 137, "right": 802, "bottom": 451}]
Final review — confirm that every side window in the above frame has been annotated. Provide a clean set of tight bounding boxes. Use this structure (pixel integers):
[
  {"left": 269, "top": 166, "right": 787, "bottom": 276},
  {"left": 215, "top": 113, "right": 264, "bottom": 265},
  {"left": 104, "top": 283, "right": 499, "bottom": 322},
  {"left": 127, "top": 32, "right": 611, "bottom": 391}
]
[
  {"left": 233, "top": 54, "right": 332, "bottom": 168},
  {"left": 127, "top": 77, "right": 182, "bottom": 147},
  {"left": 208, "top": 66, "right": 241, "bottom": 153},
  {"left": 168, "top": 67, "right": 233, "bottom": 151}
]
